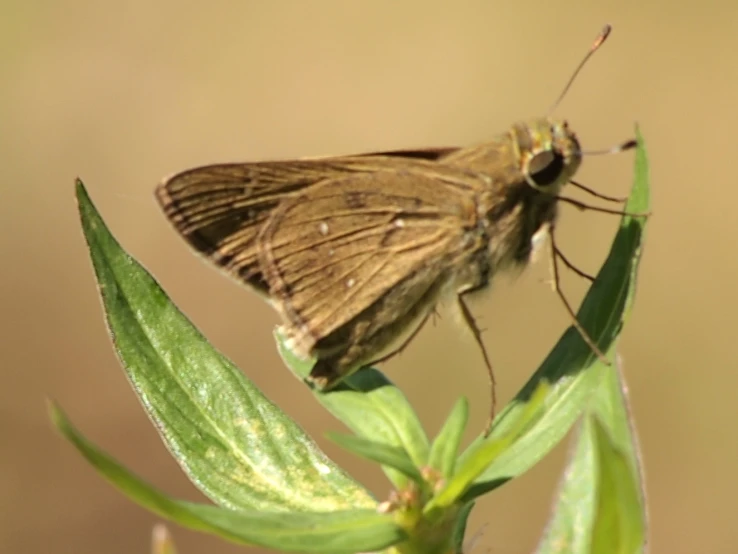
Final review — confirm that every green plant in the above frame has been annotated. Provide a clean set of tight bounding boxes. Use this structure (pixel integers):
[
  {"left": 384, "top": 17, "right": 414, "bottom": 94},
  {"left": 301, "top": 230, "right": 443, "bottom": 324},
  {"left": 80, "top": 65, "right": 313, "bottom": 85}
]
[{"left": 51, "top": 128, "right": 650, "bottom": 554}]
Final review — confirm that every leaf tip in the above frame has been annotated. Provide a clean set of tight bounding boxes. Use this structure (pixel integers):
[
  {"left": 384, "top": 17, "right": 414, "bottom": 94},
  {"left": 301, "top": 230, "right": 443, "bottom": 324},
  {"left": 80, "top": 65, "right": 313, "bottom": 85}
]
[
  {"left": 47, "top": 399, "right": 70, "bottom": 435},
  {"left": 74, "top": 177, "right": 88, "bottom": 200}
]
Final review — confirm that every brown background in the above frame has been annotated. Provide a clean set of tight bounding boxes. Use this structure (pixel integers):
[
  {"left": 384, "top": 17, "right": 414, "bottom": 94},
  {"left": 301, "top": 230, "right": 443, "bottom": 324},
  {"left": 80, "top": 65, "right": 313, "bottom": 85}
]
[{"left": 2, "top": 1, "right": 736, "bottom": 553}]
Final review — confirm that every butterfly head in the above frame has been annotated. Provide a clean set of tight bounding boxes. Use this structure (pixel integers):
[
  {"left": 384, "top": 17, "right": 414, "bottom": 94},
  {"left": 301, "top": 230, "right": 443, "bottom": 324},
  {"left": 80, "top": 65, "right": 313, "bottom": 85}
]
[{"left": 516, "top": 117, "right": 582, "bottom": 196}]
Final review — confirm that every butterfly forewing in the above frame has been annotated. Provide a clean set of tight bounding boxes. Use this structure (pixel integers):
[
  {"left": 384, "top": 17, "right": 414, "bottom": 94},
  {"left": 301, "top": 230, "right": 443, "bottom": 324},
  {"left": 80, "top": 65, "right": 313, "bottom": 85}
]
[
  {"left": 157, "top": 155, "right": 493, "bottom": 384},
  {"left": 257, "top": 165, "right": 485, "bottom": 353},
  {"left": 157, "top": 161, "right": 366, "bottom": 294}
]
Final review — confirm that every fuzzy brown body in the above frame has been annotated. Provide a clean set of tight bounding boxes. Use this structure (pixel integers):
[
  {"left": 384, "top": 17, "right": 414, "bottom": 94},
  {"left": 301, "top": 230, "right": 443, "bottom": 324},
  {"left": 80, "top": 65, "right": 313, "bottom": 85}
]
[{"left": 156, "top": 118, "right": 582, "bottom": 388}]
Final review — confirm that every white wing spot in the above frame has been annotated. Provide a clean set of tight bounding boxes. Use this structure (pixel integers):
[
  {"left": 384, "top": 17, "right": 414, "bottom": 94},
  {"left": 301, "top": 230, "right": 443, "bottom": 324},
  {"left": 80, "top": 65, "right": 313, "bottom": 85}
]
[
  {"left": 346, "top": 278, "right": 356, "bottom": 288},
  {"left": 394, "top": 218, "right": 405, "bottom": 228},
  {"left": 318, "top": 222, "right": 329, "bottom": 235},
  {"left": 328, "top": 248, "right": 335, "bottom": 257}
]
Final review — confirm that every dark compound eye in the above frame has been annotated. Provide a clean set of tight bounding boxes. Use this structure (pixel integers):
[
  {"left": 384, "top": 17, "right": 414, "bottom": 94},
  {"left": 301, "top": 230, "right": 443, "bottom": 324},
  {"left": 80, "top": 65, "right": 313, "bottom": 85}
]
[{"left": 528, "top": 150, "right": 565, "bottom": 188}]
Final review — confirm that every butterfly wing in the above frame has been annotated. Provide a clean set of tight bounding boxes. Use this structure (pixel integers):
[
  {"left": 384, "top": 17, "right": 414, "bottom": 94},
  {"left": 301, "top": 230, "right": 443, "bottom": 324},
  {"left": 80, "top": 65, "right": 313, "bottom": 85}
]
[
  {"left": 156, "top": 160, "right": 364, "bottom": 294},
  {"left": 157, "top": 155, "right": 489, "bottom": 384},
  {"left": 255, "top": 160, "right": 486, "bottom": 358}
]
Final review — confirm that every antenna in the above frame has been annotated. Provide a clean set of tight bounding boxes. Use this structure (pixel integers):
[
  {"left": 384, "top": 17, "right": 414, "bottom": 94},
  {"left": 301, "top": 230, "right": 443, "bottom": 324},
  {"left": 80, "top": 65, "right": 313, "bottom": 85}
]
[
  {"left": 547, "top": 24, "right": 612, "bottom": 116},
  {"left": 581, "top": 138, "right": 637, "bottom": 156}
]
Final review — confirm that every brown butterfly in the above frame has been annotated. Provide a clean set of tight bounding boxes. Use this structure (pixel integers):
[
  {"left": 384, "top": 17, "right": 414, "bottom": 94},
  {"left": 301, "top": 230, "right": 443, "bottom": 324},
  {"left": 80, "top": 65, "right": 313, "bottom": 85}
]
[{"left": 155, "top": 25, "right": 637, "bottom": 428}]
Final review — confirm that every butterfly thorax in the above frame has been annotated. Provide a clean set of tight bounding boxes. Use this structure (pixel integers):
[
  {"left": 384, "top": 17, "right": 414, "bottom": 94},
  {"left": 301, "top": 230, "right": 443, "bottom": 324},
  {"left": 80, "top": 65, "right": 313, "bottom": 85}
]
[{"left": 441, "top": 117, "right": 582, "bottom": 274}]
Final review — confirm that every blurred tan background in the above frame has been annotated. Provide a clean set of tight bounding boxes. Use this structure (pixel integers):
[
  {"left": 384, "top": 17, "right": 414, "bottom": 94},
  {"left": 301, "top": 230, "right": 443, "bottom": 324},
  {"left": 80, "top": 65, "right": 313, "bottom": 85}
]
[{"left": 2, "top": 1, "right": 736, "bottom": 553}]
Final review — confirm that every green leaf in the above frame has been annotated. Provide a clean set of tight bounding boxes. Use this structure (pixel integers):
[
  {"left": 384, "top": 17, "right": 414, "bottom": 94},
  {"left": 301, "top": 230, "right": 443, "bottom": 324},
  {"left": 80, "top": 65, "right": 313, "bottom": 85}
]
[
  {"left": 327, "top": 432, "right": 423, "bottom": 483},
  {"left": 427, "top": 397, "right": 469, "bottom": 479},
  {"left": 590, "top": 418, "right": 645, "bottom": 554},
  {"left": 427, "top": 383, "right": 548, "bottom": 513},
  {"left": 589, "top": 415, "right": 645, "bottom": 554},
  {"left": 534, "top": 416, "right": 597, "bottom": 553},
  {"left": 534, "top": 413, "right": 645, "bottom": 554},
  {"left": 451, "top": 501, "right": 476, "bottom": 554},
  {"left": 278, "top": 333, "right": 429, "bottom": 489},
  {"left": 73, "top": 179, "right": 373, "bottom": 512},
  {"left": 461, "top": 126, "right": 650, "bottom": 499},
  {"left": 535, "top": 352, "right": 647, "bottom": 554},
  {"left": 589, "top": 356, "right": 648, "bottom": 478},
  {"left": 50, "top": 403, "right": 405, "bottom": 554},
  {"left": 590, "top": 358, "right": 648, "bottom": 549}
]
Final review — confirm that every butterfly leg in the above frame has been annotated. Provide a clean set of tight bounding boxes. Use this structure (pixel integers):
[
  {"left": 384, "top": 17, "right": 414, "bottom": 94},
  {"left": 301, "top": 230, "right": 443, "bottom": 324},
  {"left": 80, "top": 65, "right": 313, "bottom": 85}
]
[
  {"left": 553, "top": 244, "right": 595, "bottom": 282},
  {"left": 555, "top": 195, "right": 650, "bottom": 218},
  {"left": 569, "top": 179, "right": 628, "bottom": 203},
  {"left": 456, "top": 288, "right": 497, "bottom": 436},
  {"left": 548, "top": 226, "right": 609, "bottom": 364},
  {"left": 367, "top": 307, "right": 436, "bottom": 366}
]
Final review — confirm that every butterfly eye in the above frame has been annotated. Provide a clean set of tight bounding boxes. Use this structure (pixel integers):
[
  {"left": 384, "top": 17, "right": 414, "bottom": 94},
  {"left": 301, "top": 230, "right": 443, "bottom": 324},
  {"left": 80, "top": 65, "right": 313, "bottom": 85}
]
[{"left": 528, "top": 149, "right": 565, "bottom": 188}]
